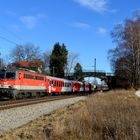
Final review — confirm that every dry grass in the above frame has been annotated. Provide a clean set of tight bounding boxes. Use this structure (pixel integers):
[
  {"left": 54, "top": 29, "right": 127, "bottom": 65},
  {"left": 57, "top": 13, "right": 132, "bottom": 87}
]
[
  {"left": 1, "top": 90, "right": 140, "bottom": 140},
  {"left": 50, "top": 90, "right": 140, "bottom": 140}
]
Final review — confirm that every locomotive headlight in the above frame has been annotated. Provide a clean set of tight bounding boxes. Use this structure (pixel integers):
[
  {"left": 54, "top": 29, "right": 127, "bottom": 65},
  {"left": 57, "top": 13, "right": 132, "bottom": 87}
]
[
  {"left": 0, "top": 84, "right": 4, "bottom": 88},
  {"left": 9, "top": 85, "right": 14, "bottom": 89}
]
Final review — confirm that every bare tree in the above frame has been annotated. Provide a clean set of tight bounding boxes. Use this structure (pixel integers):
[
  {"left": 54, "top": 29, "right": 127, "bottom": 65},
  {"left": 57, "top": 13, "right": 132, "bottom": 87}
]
[
  {"left": 65, "top": 53, "right": 79, "bottom": 75},
  {"left": 11, "top": 43, "right": 42, "bottom": 62},
  {"left": 109, "top": 13, "right": 140, "bottom": 88},
  {"left": 10, "top": 43, "right": 44, "bottom": 72}
]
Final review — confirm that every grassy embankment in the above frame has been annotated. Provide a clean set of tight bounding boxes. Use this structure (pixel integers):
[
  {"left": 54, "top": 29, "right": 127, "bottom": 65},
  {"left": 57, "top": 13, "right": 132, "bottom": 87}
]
[{"left": 1, "top": 90, "right": 140, "bottom": 140}]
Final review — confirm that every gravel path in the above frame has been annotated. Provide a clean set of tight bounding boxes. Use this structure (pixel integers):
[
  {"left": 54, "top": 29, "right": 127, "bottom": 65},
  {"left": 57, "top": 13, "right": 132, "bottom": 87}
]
[{"left": 0, "top": 96, "right": 86, "bottom": 134}]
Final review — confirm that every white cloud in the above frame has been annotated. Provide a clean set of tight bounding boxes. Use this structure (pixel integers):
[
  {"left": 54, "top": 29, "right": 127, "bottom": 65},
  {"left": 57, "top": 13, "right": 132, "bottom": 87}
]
[
  {"left": 97, "top": 27, "right": 107, "bottom": 35},
  {"left": 6, "top": 10, "right": 17, "bottom": 16},
  {"left": 19, "top": 14, "right": 45, "bottom": 29},
  {"left": 74, "top": 0, "right": 108, "bottom": 13},
  {"left": 72, "top": 22, "right": 91, "bottom": 30}
]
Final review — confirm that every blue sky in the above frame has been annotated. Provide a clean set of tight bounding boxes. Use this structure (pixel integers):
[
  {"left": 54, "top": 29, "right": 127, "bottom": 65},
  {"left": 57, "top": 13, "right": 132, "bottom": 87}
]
[{"left": 0, "top": 0, "right": 139, "bottom": 73}]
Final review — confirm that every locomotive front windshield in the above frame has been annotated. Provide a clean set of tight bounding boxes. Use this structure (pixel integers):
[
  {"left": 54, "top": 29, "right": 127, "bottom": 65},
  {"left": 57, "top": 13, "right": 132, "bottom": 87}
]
[{"left": 0, "top": 70, "right": 15, "bottom": 79}]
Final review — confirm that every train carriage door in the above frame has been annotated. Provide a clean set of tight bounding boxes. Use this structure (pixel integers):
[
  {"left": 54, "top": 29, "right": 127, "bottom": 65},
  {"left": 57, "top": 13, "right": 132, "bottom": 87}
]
[
  {"left": 18, "top": 72, "right": 22, "bottom": 91},
  {"left": 72, "top": 82, "right": 75, "bottom": 93},
  {"left": 48, "top": 79, "right": 52, "bottom": 94}
]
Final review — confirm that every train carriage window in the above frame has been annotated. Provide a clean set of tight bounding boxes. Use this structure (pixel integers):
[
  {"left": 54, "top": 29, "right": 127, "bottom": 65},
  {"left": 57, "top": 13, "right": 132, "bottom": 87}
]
[
  {"left": 51, "top": 80, "right": 53, "bottom": 86},
  {"left": 49, "top": 80, "right": 51, "bottom": 85},
  {"left": 54, "top": 81, "right": 56, "bottom": 86},
  {"left": 55, "top": 81, "right": 57, "bottom": 86},
  {"left": 24, "top": 74, "right": 34, "bottom": 79},
  {"left": 35, "top": 76, "right": 44, "bottom": 80}
]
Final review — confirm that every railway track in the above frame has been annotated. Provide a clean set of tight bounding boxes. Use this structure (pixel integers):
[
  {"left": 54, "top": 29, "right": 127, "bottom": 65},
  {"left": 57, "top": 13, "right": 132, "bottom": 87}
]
[{"left": 0, "top": 95, "right": 79, "bottom": 110}]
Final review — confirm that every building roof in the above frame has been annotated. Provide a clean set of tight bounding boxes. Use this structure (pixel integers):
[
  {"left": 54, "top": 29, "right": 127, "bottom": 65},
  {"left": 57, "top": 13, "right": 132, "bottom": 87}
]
[{"left": 17, "top": 61, "right": 30, "bottom": 67}]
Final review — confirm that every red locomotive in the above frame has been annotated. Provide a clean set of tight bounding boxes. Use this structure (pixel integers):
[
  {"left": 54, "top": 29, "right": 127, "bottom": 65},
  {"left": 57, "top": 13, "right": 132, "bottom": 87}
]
[{"left": 0, "top": 68, "right": 93, "bottom": 99}]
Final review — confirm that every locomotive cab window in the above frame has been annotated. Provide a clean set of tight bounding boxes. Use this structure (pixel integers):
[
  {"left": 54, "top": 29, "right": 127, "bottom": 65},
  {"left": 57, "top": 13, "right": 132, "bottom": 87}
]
[
  {"left": 0, "top": 70, "right": 5, "bottom": 78},
  {"left": 6, "top": 72, "right": 15, "bottom": 79},
  {"left": 0, "top": 71, "right": 15, "bottom": 79}
]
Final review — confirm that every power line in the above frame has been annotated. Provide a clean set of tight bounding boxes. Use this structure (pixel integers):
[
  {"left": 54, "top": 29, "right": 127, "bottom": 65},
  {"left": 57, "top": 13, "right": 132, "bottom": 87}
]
[
  {"left": 0, "top": 25, "right": 24, "bottom": 42},
  {"left": 0, "top": 35, "right": 19, "bottom": 45}
]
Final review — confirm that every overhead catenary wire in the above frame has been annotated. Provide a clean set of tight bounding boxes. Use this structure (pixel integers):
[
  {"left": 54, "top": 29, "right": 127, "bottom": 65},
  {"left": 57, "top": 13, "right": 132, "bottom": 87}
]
[
  {"left": 0, "top": 25, "right": 25, "bottom": 43},
  {"left": 0, "top": 35, "right": 19, "bottom": 46}
]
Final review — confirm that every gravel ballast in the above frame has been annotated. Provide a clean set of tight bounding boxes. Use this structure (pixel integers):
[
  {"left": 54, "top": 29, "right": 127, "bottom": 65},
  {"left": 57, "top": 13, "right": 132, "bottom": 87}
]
[{"left": 0, "top": 96, "right": 86, "bottom": 134}]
